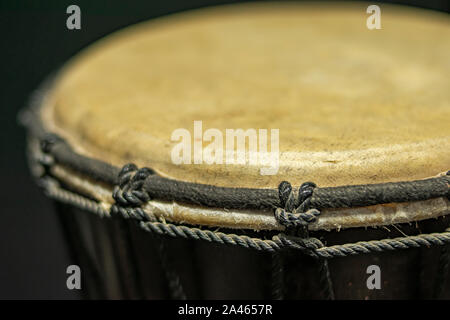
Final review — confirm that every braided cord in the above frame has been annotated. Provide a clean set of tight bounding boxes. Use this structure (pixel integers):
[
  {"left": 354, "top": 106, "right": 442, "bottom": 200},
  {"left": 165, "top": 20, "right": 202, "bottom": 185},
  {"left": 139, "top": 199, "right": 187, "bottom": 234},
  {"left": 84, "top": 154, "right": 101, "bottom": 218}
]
[
  {"left": 317, "top": 258, "right": 335, "bottom": 300},
  {"left": 41, "top": 176, "right": 450, "bottom": 260},
  {"left": 316, "top": 232, "right": 450, "bottom": 259},
  {"left": 270, "top": 252, "right": 284, "bottom": 300},
  {"left": 433, "top": 244, "right": 450, "bottom": 299},
  {"left": 139, "top": 221, "right": 281, "bottom": 252},
  {"left": 155, "top": 237, "right": 187, "bottom": 300},
  {"left": 45, "top": 176, "right": 450, "bottom": 257}
]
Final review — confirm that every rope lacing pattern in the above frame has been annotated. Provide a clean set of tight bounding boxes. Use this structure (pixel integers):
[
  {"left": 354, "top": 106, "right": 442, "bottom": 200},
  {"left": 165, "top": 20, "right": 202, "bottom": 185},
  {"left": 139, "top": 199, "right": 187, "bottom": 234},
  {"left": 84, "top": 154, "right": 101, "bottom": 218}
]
[
  {"left": 37, "top": 134, "right": 61, "bottom": 168},
  {"left": 272, "top": 181, "right": 334, "bottom": 299},
  {"left": 29, "top": 154, "right": 450, "bottom": 300},
  {"left": 111, "top": 163, "right": 155, "bottom": 221},
  {"left": 40, "top": 174, "right": 450, "bottom": 258},
  {"left": 274, "top": 181, "right": 321, "bottom": 235}
]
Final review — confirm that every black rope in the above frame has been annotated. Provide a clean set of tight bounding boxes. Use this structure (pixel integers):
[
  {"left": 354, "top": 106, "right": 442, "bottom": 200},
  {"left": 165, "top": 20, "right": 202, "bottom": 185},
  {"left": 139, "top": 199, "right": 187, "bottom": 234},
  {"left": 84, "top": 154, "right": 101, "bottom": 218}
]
[
  {"left": 275, "top": 181, "right": 335, "bottom": 299},
  {"left": 155, "top": 237, "right": 187, "bottom": 300},
  {"left": 116, "top": 219, "right": 146, "bottom": 299},
  {"left": 40, "top": 176, "right": 450, "bottom": 259},
  {"left": 54, "top": 202, "right": 107, "bottom": 299},
  {"left": 106, "top": 220, "right": 132, "bottom": 299},
  {"left": 317, "top": 259, "right": 335, "bottom": 300},
  {"left": 270, "top": 252, "right": 284, "bottom": 300},
  {"left": 416, "top": 247, "right": 426, "bottom": 299},
  {"left": 433, "top": 244, "right": 450, "bottom": 299},
  {"left": 276, "top": 181, "right": 320, "bottom": 230},
  {"left": 111, "top": 164, "right": 154, "bottom": 222}
]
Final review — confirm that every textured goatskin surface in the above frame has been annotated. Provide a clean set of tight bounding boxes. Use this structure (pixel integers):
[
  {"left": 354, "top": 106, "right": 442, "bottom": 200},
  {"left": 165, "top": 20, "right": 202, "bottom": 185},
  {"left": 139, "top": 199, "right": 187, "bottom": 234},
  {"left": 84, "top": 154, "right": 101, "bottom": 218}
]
[{"left": 41, "top": 2, "right": 449, "bottom": 188}]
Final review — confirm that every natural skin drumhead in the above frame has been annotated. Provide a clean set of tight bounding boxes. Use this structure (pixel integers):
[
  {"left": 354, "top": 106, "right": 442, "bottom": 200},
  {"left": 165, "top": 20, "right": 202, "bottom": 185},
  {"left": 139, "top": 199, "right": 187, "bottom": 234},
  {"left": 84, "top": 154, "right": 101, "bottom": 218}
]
[{"left": 41, "top": 2, "right": 450, "bottom": 189}]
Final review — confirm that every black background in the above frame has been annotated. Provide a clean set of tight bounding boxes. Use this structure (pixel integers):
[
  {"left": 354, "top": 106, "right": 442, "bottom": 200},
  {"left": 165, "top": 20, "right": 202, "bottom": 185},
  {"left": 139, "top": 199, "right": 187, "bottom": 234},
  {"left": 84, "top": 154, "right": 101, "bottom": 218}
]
[{"left": 0, "top": 0, "right": 448, "bottom": 299}]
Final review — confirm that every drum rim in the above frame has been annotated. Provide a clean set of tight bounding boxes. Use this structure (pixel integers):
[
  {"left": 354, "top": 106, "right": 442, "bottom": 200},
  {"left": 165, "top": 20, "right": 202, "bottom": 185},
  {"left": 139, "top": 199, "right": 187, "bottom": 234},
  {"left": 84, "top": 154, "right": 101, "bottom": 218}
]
[{"left": 19, "top": 75, "right": 449, "bottom": 230}]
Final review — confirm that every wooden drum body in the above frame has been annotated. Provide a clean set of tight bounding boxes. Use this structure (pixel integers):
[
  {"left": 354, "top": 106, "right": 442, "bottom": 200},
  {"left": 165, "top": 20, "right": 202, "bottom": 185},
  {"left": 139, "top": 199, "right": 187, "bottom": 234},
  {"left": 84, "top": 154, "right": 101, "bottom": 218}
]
[{"left": 21, "top": 3, "right": 449, "bottom": 299}]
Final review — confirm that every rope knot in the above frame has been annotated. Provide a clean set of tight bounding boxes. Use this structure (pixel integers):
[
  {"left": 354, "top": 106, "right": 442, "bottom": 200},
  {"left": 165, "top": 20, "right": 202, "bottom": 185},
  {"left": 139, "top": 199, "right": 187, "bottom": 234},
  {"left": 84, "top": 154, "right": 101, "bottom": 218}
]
[
  {"left": 40, "top": 133, "right": 62, "bottom": 154},
  {"left": 111, "top": 163, "right": 155, "bottom": 221},
  {"left": 275, "top": 181, "right": 319, "bottom": 231},
  {"left": 274, "top": 208, "right": 320, "bottom": 228},
  {"left": 37, "top": 133, "right": 62, "bottom": 169},
  {"left": 274, "top": 233, "right": 324, "bottom": 259}
]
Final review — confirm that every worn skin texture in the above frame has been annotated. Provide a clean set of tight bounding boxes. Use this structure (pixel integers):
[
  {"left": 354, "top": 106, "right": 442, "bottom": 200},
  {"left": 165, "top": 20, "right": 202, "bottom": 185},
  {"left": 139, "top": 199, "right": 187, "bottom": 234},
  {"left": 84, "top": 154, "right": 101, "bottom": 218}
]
[
  {"left": 40, "top": 2, "right": 450, "bottom": 189},
  {"left": 41, "top": 3, "right": 450, "bottom": 189}
]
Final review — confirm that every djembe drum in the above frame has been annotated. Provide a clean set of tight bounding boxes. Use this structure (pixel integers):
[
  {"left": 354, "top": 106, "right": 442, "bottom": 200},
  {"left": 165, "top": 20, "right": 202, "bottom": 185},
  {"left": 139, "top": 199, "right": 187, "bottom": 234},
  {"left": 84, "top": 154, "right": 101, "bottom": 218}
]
[{"left": 21, "top": 3, "right": 449, "bottom": 299}]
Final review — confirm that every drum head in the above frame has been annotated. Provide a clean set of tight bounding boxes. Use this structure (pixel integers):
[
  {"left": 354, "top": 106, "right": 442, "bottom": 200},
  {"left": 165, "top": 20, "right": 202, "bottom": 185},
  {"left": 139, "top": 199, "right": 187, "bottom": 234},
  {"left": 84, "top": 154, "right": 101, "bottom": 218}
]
[{"left": 40, "top": 2, "right": 450, "bottom": 189}]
